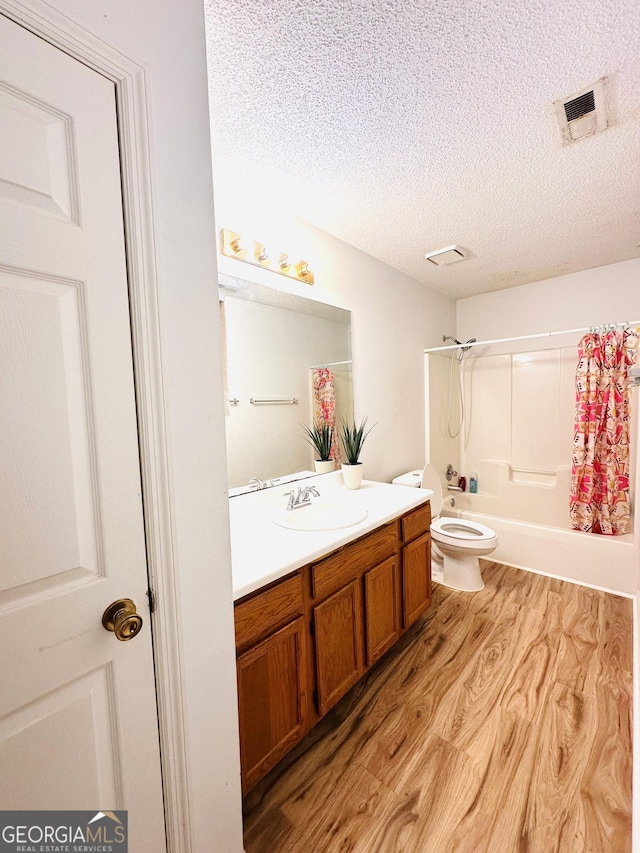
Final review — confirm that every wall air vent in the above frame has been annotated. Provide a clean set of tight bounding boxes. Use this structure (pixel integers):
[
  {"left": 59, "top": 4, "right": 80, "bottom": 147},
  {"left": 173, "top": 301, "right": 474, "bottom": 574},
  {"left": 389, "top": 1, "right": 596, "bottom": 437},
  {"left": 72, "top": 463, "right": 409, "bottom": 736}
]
[
  {"left": 424, "top": 245, "right": 468, "bottom": 266},
  {"left": 554, "top": 78, "right": 608, "bottom": 144}
]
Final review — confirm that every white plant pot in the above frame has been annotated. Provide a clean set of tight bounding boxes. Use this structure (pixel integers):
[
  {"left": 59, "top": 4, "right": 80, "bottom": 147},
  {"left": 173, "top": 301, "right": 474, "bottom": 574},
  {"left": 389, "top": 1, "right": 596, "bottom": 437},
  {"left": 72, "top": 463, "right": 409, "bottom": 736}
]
[
  {"left": 341, "top": 462, "right": 363, "bottom": 490},
  {"left": 314, "top": 459, "right": 335, "bottom": 474}
]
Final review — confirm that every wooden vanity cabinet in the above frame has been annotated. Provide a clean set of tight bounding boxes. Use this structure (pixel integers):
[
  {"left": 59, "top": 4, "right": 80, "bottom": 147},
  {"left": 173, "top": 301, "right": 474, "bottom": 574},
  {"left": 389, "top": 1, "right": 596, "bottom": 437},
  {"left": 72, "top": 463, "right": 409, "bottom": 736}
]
[
  {"left": 234, "top": 572, "right": 309, "bottom": 794},
  {"left": 234, "top": 499, "right": 432, "bottom": 794}
]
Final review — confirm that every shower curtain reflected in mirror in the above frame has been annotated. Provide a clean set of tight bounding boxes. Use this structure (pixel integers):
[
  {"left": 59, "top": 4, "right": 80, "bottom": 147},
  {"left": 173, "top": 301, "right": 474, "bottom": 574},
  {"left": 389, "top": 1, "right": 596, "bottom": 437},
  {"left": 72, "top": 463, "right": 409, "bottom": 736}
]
[{"left": 311, "top": 366, "right": 340, "bottom": 463}]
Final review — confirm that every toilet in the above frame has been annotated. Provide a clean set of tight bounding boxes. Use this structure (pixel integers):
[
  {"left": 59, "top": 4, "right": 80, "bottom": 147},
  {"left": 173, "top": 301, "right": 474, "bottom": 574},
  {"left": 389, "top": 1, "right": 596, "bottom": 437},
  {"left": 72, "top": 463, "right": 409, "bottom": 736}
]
[
  {"left": 421, "top": 463, "right": 498, "bottom": 591},
  {"left": 394, "top": 464, "right": 498, "bottom": 591}
]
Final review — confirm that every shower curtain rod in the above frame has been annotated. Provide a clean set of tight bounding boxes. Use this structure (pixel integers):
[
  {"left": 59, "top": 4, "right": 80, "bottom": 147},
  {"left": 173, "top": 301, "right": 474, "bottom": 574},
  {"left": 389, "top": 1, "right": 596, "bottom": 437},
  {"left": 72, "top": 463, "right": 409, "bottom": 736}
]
[
  {"left": 424, "top": 320, "right": 640, "bottom": 353},
  {"left": 310, "top": 359, "right": 353, "bottom": 368}
]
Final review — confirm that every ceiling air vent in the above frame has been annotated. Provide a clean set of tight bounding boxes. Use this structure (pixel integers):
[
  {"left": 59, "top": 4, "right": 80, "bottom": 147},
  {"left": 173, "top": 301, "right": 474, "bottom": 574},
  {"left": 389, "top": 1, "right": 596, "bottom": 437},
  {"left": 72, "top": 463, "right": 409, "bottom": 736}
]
[
  {"left": 554, "top": 78, "right": 608, "bottom": 144},
  {"left": 424, "top": 245, "right": 468, "bottom": 266}
]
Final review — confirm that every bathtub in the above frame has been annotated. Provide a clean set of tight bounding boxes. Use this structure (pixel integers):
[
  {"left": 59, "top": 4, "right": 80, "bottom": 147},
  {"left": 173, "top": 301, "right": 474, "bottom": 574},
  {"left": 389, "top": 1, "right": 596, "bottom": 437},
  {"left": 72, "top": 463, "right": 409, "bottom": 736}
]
[{"left": 441, "top": 505, "right": 637, "bottom": 597}]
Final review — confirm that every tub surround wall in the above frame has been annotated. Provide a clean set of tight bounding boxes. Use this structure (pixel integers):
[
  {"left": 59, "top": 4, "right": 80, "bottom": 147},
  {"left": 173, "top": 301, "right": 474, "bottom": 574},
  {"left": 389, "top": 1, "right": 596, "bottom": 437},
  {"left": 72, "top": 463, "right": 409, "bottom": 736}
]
[
  {"left": 426, "top": 352, "right": 461, "bottom": 494},
  {"left": 448, "top": 258, "right": 640, "bottom": 595},
  {"left": 429, "top": 345, "right": 589, "bottom": 530}
]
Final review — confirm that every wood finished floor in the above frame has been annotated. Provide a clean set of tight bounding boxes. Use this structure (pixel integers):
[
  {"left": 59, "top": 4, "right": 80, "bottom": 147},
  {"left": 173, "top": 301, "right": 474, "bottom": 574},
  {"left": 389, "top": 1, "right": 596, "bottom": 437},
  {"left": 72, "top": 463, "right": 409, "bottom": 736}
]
[{"left": 242, "top": 562, "right": 633, "bottom": 853}]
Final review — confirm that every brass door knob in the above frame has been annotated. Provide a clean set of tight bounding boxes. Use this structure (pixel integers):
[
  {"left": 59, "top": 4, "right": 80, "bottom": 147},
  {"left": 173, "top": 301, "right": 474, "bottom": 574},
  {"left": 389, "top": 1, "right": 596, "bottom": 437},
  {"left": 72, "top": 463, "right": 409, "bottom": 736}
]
[{"left": 102, "top": 598, "right": 143, "bottom": 641}]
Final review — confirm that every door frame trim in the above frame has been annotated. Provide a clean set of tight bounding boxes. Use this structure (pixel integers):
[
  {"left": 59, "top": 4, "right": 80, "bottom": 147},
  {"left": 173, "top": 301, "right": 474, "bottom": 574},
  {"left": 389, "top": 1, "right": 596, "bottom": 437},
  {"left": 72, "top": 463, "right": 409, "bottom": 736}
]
[{"left": 0, "top": 3, "right": 191, "bottom": 850}]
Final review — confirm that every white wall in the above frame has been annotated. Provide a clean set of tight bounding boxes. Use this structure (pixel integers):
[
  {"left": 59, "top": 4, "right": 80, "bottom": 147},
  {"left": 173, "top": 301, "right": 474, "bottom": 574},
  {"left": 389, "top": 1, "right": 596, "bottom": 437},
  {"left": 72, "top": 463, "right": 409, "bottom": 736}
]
[
  {"left": 456, "top": 257, "right": 640, "bottom": 343},
  {"left": 3, "top": 1, "right": 244, "bottom": 849},
  {"left": 214, "top": 195, "right": 456, "bottom": 484}
]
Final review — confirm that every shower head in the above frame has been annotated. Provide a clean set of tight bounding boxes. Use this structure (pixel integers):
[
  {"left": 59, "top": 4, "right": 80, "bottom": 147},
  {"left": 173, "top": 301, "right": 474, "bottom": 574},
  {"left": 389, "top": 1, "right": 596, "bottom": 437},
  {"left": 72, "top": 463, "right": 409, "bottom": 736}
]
[{"left": 442, "top": 334, "right": 477, "bottom": 353}]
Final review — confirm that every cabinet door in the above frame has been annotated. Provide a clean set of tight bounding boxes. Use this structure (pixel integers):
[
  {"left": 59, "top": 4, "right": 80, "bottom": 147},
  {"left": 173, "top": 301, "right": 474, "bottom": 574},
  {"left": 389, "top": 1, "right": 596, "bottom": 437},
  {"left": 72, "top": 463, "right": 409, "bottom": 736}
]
[
  {"left": 314, "top": 580, "right": 363, "bottom": 716},
  {"left": 402, "top": 532, "right": 432, "bottom": 627},
  {"left": 364, "top": 555, "right": 401, "bottom": 666},
  {"left": 236, "top": 617, "right": 308, "bottom": 793}
]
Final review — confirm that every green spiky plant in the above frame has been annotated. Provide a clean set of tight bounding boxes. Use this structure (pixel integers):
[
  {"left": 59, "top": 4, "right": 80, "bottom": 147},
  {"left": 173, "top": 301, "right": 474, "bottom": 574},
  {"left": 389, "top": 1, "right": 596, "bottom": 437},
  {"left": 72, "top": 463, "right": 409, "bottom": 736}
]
[
  {"left": 301, "top": 422, "right": 334, "bottom": 461},
  {"left": 340, "top": 417, "right": 375, "bottom": 465}
]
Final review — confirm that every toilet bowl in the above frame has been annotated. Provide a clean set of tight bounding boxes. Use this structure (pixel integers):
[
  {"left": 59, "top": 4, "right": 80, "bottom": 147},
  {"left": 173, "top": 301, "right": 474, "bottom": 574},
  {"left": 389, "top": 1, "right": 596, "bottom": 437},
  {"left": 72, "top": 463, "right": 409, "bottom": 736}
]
[{"left": 421, "top": 464, "right": 498, "bottom": 592}]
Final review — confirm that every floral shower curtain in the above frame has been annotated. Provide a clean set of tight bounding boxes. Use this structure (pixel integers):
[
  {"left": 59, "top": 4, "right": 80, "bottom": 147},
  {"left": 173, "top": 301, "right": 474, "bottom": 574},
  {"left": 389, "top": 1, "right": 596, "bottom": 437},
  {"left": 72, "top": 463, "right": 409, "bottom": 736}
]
[
  {"left": 311, "top": 367, "right": 340, "bottom": 463},
  {"left": 570, "top": 327, "right": 639, "bottom": 534}
]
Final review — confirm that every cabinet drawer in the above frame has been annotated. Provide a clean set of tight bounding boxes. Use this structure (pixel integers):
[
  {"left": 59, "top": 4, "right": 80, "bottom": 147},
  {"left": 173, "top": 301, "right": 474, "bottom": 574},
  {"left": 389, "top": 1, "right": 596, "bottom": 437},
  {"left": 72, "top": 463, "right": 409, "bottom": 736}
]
[
  {"left": 311, "top": 522, "right": 398, "bottom": 601},
  {"left": 401, "top": 502, "right": 431, "bottom": 543},
  {"left": 234, "top": 572, "right": 303, "bottom": 651}
]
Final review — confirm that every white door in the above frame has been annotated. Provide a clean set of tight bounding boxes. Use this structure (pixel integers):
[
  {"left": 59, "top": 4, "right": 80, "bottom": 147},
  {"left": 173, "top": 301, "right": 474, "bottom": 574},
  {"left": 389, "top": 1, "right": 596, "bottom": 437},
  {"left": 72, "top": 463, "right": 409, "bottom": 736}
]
[{"left": 0, "top": 13, "right": 165, "bottom": 850}]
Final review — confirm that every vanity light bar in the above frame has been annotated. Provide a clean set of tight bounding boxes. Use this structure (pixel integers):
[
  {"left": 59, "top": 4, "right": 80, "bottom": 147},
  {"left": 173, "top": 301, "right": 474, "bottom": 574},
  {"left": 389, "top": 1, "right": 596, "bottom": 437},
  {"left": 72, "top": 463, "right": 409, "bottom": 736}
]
[{"left": 220, "top": 228, "right": 315, "bottom": 285}]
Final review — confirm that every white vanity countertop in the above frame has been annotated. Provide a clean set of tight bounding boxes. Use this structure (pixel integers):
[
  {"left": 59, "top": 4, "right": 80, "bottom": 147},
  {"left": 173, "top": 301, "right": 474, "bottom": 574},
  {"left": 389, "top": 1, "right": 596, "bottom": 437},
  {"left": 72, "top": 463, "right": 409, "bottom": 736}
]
[{"left": 229, "top": 471, "right": 433, "bottom": 601}]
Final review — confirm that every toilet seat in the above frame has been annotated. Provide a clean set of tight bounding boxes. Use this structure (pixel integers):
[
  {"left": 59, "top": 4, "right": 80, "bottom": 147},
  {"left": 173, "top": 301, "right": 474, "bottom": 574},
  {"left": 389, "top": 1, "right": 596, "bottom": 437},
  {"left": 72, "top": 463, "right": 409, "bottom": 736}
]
[
  {"left": 431, "top": 516, "right": 497, "bottom": 552},
  {"left": 431, "top": 516, "right": 496, "bottom": 542},
  {"left": 421, "top": 462, "right": 498, "bottom": 549}
]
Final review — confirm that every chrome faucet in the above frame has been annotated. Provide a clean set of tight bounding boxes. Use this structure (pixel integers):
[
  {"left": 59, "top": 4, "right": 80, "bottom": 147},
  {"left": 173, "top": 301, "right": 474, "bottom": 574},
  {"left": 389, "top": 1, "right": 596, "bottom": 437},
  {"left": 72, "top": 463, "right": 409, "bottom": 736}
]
[
  {"left": 284, "top": 485, "right": 320, "bottom": 510},
  {"left": 249, "top": 477, "right": 279, "bottom": 490}
]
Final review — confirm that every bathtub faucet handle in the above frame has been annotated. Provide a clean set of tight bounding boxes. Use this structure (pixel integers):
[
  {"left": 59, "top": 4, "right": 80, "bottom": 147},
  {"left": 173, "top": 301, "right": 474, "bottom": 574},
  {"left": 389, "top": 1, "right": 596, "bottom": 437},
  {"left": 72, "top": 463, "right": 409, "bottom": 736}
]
[{"left": 445, "top": 464, "right": 458, "bottom": 482}]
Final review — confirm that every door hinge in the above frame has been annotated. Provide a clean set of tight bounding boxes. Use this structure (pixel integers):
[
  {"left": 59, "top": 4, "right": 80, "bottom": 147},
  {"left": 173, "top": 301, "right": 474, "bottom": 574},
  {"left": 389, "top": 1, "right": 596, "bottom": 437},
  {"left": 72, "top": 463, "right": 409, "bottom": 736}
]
[{"left": 147, "top": 587, "right": 156, "bottom": 613}]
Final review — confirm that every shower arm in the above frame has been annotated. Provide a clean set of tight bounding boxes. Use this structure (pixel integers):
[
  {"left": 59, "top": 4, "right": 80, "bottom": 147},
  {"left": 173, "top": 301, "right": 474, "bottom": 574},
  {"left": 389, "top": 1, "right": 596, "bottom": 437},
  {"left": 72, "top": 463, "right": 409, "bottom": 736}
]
[{"left": 442, "top": 335, "right": 476, "bottom": 353}]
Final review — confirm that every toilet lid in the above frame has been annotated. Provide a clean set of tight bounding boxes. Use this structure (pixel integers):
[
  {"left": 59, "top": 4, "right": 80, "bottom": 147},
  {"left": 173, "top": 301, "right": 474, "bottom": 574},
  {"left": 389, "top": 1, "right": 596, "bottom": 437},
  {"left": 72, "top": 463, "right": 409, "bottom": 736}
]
[{"left": 421, "top": 463, "right": 443, "bottom": 515}]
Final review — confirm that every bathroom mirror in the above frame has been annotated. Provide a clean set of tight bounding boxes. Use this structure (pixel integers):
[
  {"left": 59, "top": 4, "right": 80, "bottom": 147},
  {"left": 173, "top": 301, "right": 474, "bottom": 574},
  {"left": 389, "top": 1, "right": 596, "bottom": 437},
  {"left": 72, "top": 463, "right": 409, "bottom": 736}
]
[{"left": 220, "top": 273, "right": 353, "bottom": 494}]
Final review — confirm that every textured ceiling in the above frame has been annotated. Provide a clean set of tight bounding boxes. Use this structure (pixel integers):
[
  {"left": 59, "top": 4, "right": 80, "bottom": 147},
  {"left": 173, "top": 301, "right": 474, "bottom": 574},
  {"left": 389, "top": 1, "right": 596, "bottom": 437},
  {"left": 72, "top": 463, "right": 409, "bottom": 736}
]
[{"left": 204, "top": 0, "right": 640, "bottom": 300}]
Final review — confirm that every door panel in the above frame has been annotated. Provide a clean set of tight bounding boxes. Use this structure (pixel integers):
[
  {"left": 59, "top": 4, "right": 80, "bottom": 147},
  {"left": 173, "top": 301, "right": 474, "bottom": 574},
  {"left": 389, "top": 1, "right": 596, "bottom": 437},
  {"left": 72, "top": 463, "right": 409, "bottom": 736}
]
[
  {"left": 237, "top": 617, "right": 308, "bottom": 793},
  {"left": 0, "top": 272, "right": 98, "bottom": 600},
  {"left": 0, "top": 82, "right": 78, "bottom": 219},
  {"left": 402, "top": 532, "right": 432, "bottom": 627},
  {"left": 364, "top": 555, "right": 401, "bottom": 665},
  {"left": 0, "top": 14, "right": 165, "bottom": 849},
  {"left": 0, "top": 668, "right": 119, "bottom": 808}
]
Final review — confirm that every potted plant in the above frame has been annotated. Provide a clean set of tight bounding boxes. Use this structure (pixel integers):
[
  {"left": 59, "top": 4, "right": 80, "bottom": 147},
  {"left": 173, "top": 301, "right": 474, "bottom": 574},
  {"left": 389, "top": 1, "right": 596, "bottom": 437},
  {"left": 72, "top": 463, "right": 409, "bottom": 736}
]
[
  {"left": 301, "top": 422, "right": 335, "bottom": 473},
  {"left": 340, "top": 416, "right": 375, "bottom": 489}
]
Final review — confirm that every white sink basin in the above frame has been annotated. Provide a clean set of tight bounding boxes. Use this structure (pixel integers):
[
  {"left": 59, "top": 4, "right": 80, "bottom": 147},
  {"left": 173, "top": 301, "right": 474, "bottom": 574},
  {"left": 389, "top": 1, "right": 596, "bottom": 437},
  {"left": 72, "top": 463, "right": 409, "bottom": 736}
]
[{"left": 273, "top": 501, "right": 368, "bottom": 531}]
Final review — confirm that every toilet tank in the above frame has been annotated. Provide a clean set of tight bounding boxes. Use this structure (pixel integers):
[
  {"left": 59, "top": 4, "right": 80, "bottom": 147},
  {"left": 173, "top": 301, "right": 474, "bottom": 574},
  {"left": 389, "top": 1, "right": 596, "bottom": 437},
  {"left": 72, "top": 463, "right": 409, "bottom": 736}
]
[{"left": 391, "top": 470, "right": 423, "bottom": 488}]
